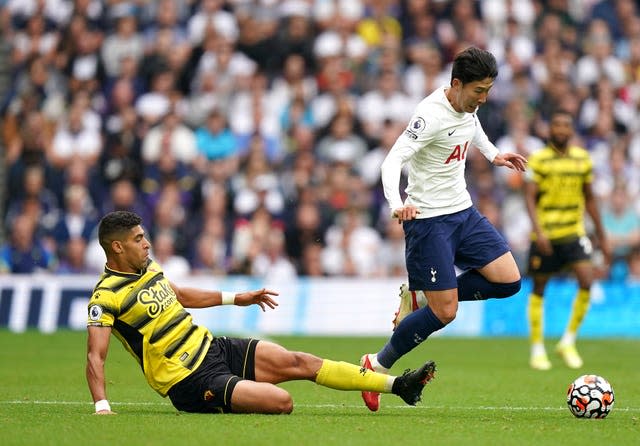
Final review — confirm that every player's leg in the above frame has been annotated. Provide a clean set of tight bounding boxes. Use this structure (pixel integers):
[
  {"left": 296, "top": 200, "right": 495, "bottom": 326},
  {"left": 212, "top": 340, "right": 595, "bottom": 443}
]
[
  {"left": 528, "top": 273, "right": 551, "bottom": 370},
  {"left": 253, "top": 340, "right": 398, "bottom": 392},
  {"left": 361, "top": 289, "right": 448, "bottom": 411},
  {"left": 556, "top": 256, "right": 594, "bottom": 369},
  {"left": 246, "top": 340, "right": 436, "bottom": 409},
  {"left": 526, "top": 238, "right": 561, "bottom": 370},
  {"left": 231, "top": 380, "right": 294, "bottom": 414},
  {"left": 396, "top": 251, "right": 522, "bottom": 313},
  {"left": 361, "top": 216, "right": 456, "bottom": 411},
  {"left": 455, "top": 208, "right": 522, "bottom": 301}
]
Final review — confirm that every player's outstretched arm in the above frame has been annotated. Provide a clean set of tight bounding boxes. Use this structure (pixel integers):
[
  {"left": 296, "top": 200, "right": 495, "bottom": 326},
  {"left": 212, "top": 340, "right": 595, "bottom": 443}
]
[
  {"left": 492, "top": 152, "right": 527, "bottom": 171},
  {"left": 233, "top": 288, "right": 279, "bottom": 311},
  {"left": 172, "top": 282, "right": 279, "bottom": 311},
  {"left": 86, "top": 326, "right": 116, "bottom": 415}
]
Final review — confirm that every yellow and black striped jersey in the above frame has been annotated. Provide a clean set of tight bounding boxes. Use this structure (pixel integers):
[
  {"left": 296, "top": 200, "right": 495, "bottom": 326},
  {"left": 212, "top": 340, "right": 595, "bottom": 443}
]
[
  {"left": 87, "top": 260, "right": 212, "bottom": 396},
  {"left": 525, "top": 145, "right": 593, "bottom": 241}
]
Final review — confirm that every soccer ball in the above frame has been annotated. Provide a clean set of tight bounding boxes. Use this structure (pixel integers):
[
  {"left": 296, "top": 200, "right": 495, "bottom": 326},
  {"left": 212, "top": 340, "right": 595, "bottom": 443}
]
[{"left": 566, "top": 374, "right": 615, "bottom": 419}]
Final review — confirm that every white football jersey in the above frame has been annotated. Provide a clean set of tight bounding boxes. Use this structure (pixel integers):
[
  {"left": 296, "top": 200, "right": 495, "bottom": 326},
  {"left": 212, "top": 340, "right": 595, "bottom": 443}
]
[{"left": 381, "top": 86, "right": 500, "bottom": 218}]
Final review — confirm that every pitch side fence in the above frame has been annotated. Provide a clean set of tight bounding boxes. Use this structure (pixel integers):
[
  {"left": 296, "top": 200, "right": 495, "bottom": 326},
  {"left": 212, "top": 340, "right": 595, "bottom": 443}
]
[{"left": 0, "top": 275, "right": 639, "bottom": 337}]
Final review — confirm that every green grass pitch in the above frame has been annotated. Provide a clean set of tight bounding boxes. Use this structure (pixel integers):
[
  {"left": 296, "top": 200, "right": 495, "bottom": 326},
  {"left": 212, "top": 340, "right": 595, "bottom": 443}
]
[{"left": 0, "top": 331, "right": 638, "bottom": 446}]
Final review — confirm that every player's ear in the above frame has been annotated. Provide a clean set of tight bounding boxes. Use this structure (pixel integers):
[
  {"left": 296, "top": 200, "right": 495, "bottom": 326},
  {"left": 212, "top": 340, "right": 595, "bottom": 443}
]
[{"left": 111, "top": 240, "right": 123, "bottom": 254}]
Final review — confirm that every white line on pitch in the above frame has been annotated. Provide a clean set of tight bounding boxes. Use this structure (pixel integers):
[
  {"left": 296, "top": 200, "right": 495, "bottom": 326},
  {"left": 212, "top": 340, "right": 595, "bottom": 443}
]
[{"left": 0, "top": 401, "right": 638, "bottom": 412}]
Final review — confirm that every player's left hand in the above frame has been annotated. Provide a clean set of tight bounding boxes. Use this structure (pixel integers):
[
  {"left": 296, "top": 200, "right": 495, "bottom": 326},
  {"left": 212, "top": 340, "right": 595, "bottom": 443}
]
[
  {"left": 493, "top": 152, "right": 527, "bottom": 171},
  {"left": 234, "top": 288, "right": 279, "bottom": 311}
]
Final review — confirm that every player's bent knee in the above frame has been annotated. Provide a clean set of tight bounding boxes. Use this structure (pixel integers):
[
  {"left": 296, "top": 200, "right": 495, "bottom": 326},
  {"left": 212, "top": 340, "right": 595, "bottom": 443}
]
[
  {"left": 430, "top": 305, "right": 457, "bottom": 325},
  {"left": 271, "top": 389, "right": 294, "bottom": 414},
  {"left": 492, "top": 279, "right": 521, "bottom": 299},
  {"left": 439, "top": 311, "right": 456, "bottom": 325}
]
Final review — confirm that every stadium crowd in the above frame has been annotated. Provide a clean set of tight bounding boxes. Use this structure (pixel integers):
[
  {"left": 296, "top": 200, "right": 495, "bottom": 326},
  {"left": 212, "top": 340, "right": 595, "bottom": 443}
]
[{"left": 0, "top": 0, "right": 639, "bottom": 281}]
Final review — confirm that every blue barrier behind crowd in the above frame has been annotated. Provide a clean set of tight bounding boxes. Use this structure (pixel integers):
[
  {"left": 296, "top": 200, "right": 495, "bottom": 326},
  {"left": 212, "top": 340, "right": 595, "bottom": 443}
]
[{"left": 0, "top": 275, "right": 638, "bottom": 337}]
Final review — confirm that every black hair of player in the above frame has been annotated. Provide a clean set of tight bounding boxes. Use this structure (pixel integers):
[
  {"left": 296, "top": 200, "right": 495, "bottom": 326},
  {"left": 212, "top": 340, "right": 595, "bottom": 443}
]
[{"left": 451, "top": 47, "right": 498, "bottom": 85}]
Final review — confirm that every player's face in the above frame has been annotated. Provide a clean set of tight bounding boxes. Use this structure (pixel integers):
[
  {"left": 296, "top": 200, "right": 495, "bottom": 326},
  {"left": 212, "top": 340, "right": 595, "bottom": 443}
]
[
  {"left": 122, "top": 225, "right": 151, "bottom": 271},
  {"left": 548, "top": 114, "right": 574, "bottom": 148},
  {"left": 450, "top": 77, "right": 494, "bottom": 113}
]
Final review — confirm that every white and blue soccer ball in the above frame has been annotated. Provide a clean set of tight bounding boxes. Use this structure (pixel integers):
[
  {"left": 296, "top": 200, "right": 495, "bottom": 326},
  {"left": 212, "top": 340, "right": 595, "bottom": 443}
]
[{"left": 567, "top": 374, "right": 615, "bottom": 419}]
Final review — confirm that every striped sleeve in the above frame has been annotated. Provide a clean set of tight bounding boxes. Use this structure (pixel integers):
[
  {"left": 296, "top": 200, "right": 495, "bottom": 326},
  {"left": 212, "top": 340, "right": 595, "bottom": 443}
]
[{"left": 87, "top": 289, "right": 119, "bottom": 327}]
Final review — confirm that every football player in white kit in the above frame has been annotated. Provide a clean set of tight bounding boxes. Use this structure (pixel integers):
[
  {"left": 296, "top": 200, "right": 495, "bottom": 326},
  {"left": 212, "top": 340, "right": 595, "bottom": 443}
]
[{"left": 360, "top": 47, "right": 528, "bottom": 411}]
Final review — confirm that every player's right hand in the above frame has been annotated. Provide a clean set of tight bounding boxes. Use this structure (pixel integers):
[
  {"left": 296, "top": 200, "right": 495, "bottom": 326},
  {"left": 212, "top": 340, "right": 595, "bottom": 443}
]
[
  {"left": 392, "top": 206, "right": 420, "bottom": 223},
  {"left": 535, "top": 236, "right": 553, "bottom": 256}
]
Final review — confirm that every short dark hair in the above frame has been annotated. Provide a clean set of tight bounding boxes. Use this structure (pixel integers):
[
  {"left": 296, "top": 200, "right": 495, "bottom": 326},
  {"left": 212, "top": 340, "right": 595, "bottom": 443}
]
[
  {"left": 550, "top": 108, "right": 574, "bottom": 122},
  {"left": 450, "top": 47, "right": 498, "bottom": 85},
  {"left": 98, "top": 211, "right": 142, "bottom": 251}
]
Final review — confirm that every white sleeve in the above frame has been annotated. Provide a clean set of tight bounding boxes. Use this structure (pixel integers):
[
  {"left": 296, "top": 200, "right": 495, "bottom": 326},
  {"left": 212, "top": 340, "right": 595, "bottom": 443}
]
[
  {"left": 380, "top": 142, "right": 407, "bottom": 212},
  {"left": 472, "top": 114, "right": 500, "bottom": 162},
  {"left": 381, "top": 117, "right": 434, "bottom": 212}
]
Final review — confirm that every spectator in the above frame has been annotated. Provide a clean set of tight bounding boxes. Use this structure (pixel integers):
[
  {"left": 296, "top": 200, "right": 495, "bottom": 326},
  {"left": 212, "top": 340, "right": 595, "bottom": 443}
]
[
  {"left": 403, "top": 42, "right": 450, "bottom": 101},
  {"left": 269, "top": 4, "right": 316, "bottom": 74},
  {"left": 300, "top": 241, "right": 325, "bottom": 277},
  {"left": 316, "top": 112, "right": 367, "bottom": 165},
  {"left": 101, "top": 11, "right": 144, "bottom": 79},
  {"left": 284, "top": 201, "right": 326, "bottom": 273},
  {"left": 574, "top": 19, "right": 626, "bottom": 98},
  {"left": 11, "top": 13, "right": 59, "bottom": 66},
  {"left": 356, "top": 69, "right": 415, "bottom": 141},
  {"left": 627, "top": 245, "right": 640, "bottom": 281},
  {"left": 50, "top": 184, "right": 98, "bottom": 248},
  {"left": 2, "top": 0, "right": 640, "bottom": 280},
  {"left": 57, "top": 236, "right": 92, "bottom": 274},
  {"left": 0, "top": 213, "right": 57, "bottom": 273},
  {"left": 322, "top": 208, "right": 383, "bottom": 277},
  {"left": 5, "top": 164, "right": 60, "bottom": 237},
  {"left": 251, "top": 226, "right": 297, "bottom": 282},
  {"left": 151, "top": 230, "right": 191, "bottom": 278},
  {"left": 141, "top": 108, "right": 197, "bottom": 166},
  {"left": 49, "top": 101, "right": 103, "bottom": 169},
  {"left": 187, "top": 0, "right": 238, "bottom": 46},
  {"left": 378, "top": 216, "right": 407, "bottom": 277},
  {"left": 228, "top": 71, "right": 284, "bottom": 163},
  {"left": 602, "top": 184, "right": 640, "bottom": 263},
  {"left": 194, "top": 109, "right": 239, "bottom": 163}
]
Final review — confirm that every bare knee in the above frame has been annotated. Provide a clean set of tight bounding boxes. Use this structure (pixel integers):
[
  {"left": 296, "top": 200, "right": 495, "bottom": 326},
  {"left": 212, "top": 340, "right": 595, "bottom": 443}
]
[
  {"left": 231, "top": 382, "right": 294, "bottom": 414},
  {"left": 429, "top": 303, "right": 457, "bottom": 325},
  {"left": 435, "top": 308, "right": 456, "bottom": 324},
  {"left": 271, "top": 389, "right": 294, "bottom": 414},
  {"left": 425, "top": 290, "right": 458, "bottom": 324}
]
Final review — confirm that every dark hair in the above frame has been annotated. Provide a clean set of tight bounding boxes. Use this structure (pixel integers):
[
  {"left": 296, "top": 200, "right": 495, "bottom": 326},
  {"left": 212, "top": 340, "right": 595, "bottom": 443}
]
[
  {"left": 450, "top": 47, "right": 498, "bottom": 85},
  {"left": 550, "top": 108, "right": 574, "bottom": 122},
  {"left": 98, "top": 211, "right": 142, "bottom": 251}
]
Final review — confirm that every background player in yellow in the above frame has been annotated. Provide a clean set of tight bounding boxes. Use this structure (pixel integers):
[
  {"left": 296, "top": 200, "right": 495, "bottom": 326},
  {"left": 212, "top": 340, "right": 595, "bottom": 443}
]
[
  {"left": 86, "top": 211, "right": 436, "bottom": 415},
  {"left": 524, "top": 109, "right": 611, "bottom": 370}
]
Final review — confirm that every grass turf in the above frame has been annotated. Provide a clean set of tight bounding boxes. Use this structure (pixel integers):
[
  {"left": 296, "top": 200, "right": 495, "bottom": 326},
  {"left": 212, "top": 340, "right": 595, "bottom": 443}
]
[{"left": 0, "top": 331, "right": 638, "bottom": 446}]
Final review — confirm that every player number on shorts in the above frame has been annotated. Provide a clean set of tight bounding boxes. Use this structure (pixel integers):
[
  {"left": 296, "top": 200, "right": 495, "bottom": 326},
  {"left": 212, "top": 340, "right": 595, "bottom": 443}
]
[{"left": 579, "top": 236, "right": 593, "bottom": 255}]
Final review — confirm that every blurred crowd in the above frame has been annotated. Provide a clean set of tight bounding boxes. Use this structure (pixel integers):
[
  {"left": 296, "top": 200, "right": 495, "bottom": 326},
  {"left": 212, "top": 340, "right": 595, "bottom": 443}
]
[{"left": 1, "top": 0, "right": 639, "bottom": 282}]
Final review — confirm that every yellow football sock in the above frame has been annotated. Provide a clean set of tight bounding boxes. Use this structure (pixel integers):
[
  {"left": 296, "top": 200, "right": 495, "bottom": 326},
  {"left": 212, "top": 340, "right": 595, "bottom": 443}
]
[
  {"left": 528, "top": 293, "right": 544, "bottom": 344},
  {"left": 315, "top": 360, "right": 393, "bottom": 393},
  {"left": 566, "top": 288, "right": 590, "bottom": 334}
]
